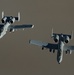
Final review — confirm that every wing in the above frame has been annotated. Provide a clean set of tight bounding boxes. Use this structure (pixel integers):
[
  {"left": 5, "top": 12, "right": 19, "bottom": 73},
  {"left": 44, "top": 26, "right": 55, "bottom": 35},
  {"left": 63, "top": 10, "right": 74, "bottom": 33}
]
[
  {"left": 0, "top": 24, "right": 4, "bottom": 28},
  {"left": 29, "top": 40, "right": 58, "bottom": 50},
  {"left": 10, "top": 24, "right": 34, "bottom": 29},
  {"left": 64, "top": 45, "right": 74, "bottom": 50},
  {"left": 0, "top": 24, "right": 4, "bottom": 33}
]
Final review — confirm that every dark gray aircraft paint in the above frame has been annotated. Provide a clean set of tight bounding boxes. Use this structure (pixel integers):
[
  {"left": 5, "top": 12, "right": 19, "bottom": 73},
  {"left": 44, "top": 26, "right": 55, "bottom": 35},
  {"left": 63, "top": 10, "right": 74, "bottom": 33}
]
[{"left": 0, "top": 0, "right": 74, "bottom": 75}]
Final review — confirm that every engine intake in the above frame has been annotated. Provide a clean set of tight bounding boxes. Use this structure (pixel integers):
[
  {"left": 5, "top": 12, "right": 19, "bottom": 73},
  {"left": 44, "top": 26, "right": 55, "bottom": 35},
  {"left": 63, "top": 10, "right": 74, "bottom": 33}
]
[
  {"left": 54, "top": 35, "right": 59, "bottom": 42},
  {"left": 10, "top": 18, "right": 15, "bottom": 23},
  {"left": 65, "top": 36, "right": 70, "bottom": 43},
  {"left": 1, "top": 17, "right": 7, "bottom": 23}
]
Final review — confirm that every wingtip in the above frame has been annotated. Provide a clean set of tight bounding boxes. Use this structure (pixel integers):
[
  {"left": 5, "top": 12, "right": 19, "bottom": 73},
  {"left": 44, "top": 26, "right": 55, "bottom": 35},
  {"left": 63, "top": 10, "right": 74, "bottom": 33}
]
[
  {"left": 29, "top": 40, "right": 31, "bottom": 44},
  {"left": 32, "top": 25, "right": 34, "bottom": 28}
]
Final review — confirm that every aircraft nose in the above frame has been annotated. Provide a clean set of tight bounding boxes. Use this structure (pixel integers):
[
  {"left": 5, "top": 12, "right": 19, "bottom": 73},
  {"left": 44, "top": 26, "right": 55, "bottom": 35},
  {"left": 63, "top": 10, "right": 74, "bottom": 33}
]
[
  {"left": 58, "top": 61, "right": 61, "bottom": 64},
  {"left": 57, "top": 57, "right": 62, "bottom": 64}
]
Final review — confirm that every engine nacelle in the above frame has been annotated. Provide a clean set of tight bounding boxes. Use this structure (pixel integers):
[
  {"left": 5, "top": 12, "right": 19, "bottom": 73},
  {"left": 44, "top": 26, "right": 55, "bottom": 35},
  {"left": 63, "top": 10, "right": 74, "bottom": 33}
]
[
  {"left": 54, "top": 35, "right": 59, "bottom": 42},
  {"left": 10, "top": 18, "right": 15, "bottom": 23},
  {"left": 9, "top": 28, "right": 15, "bottom": 32},
  {"left": 65, "top": 36, "right": 70, "bottom": 43},
  {"left": 1, "top": 17, "right": 7, "bottom": 23}
]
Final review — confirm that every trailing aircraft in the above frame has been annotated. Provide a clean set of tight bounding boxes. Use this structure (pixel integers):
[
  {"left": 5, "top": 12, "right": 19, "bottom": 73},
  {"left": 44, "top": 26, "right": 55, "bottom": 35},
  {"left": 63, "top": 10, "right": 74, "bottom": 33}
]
[{"left": 29, "top": 29, "right": 74, "bottom": 64}]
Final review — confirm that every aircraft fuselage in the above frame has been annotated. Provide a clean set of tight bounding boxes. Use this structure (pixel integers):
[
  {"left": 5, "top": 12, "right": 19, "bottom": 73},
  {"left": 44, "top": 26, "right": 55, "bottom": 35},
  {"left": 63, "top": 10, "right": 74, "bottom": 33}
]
[
  {"left": 0, "top": 22, "right": 11, "bottom": 38},
  {"left": 57, "top": 41, "right": 64, "bottom": 64}
]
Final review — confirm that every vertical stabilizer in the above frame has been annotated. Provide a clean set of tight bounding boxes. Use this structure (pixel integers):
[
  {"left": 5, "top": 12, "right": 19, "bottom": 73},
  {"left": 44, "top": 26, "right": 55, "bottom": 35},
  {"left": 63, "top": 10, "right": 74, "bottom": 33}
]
[
  {"left": 51, "top": 28, "right": 54, "bottom": 37},
  {"left": 2, "top": 11, "right": 4, "bottom": 18},
  {"left": 71, "top": 31, "right": 73, "bottom": 40},
  {"left": 18, "top": 12, "right": 20, "bottom": 21}
]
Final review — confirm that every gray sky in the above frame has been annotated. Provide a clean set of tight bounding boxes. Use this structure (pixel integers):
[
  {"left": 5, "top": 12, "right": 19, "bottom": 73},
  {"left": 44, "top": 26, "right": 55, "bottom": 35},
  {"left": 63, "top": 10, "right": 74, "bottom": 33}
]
[{"left": 0, "top": 0, "right": 74, "bottom": 75}]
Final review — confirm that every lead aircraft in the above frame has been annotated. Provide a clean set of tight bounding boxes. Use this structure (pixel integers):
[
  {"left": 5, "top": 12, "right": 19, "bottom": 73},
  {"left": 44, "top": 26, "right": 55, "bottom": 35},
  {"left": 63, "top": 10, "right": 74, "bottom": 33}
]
[
  {"left": 0, "top": 11, "right": 34, "bottom": 38},
  {"left": 29, "top": 29, "right": 74, "bottom": 64}
]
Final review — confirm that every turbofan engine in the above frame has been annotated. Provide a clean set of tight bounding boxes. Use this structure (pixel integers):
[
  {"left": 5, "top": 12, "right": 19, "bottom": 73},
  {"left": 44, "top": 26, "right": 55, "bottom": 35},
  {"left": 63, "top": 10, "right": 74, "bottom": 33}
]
[
  {"left": 65, "top": 36, "right": 70, "bottom": 43},
  {"left": 65, "top": 50, "right": 72, "bottom": 54},
  {"left": 10, "top": 18, "right": 15, "bottom": 23},
  {"left": 54, "top": 35, "right": 59, "bottom": 42},
  {"left": 1, "top": 17, "right": 7, "bottom": 23},
  {"left": 9, "top": 28, "right": 15, "bottom": 32}
]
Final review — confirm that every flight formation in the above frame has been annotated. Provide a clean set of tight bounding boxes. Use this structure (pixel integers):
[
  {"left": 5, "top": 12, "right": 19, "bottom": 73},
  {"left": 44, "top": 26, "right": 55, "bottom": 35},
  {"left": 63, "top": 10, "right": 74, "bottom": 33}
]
[{"left": 0, "top": 11, "right": 74, "bottom": 64}]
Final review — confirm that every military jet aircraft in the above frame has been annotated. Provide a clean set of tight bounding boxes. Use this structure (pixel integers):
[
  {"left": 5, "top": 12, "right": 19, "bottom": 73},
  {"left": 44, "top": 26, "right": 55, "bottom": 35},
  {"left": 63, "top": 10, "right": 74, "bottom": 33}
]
[
  {"left": 0, "top": 11, "right": 34, "bottom": 38},
  {"left": 29, "top": 29, "right": 74, "bottom": 64}
]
